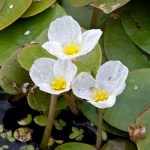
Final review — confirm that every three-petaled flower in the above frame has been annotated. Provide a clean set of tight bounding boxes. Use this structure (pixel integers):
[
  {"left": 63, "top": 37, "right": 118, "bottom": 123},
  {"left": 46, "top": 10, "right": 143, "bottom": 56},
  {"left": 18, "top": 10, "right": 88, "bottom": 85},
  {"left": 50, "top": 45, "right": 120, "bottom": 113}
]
[
  {"left": 42, "top": 16, "right": 102, "bottom": 60},
  {"left": 29, "top": 58, "right": 77, "bottom": 95},
  {"left": 72, "top": 61, "right": 129, "bottom": 108}
]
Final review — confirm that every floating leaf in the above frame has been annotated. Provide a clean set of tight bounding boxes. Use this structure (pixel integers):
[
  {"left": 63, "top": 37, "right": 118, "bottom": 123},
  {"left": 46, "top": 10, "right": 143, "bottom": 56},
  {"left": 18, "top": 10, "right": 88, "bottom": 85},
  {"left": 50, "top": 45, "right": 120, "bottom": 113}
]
[
  {"left": 22, "top": 0, "right": 56, "bottom": 18},
  {"left": 18, "top": 44, "right": 55, "bottom": 71},
  {"left": 17, "top": 114, "right": 32, "bottom": 126},
  {"left": 104, "top": 69, "right": 150, "bottom": 132},
  {"left": 0, "top": 51, "right": 30, "bottom": 95},
  {"left": 0, "top": 0, "right": 32, "bottom": 30},
  {"left": 68, "top": 0, "right": 92, "bottom": 7},
  {"left": 101, "top": 139, "right": 137, "bottom": 150},
  {"left": 0, "top": 0, "right": 5, "bottom": 10},
  {"left": 1, "top": 132, "right": 6, "bottom": 138},
  {"left": 92, "top": 0, "right": 130, "bottom": 14},
  {"left": 7, "top": 136, "right": 15, "bottom": 142},
  {"left": 54, "top": 119, "right": 66, "bottom": 130},
  {"left": 135, "top": 107, "right": 150, "bottom": 150},
  {"left": 34, "top": 115, "right": 48, "bottom": 126},
  {"left": 0, "top": 4, "right": 66, "bottom": 65},
  {"left": 19, "top": 145, "right": 35, "bottom": 150},
  {"left": 14, "top": 127, "right": 32, "bottom": 142},
  {"left": 104, "top": 18, "right": 150, "bottom": 71},
  {"left": 55, "top": 142, "right": 97, "bottom": 150},
  {"left": 121, "top": 0, "right": 150, "bottom": 54},
  {"left": 48, "top": 138, "right": 54, "bottom": 147}
]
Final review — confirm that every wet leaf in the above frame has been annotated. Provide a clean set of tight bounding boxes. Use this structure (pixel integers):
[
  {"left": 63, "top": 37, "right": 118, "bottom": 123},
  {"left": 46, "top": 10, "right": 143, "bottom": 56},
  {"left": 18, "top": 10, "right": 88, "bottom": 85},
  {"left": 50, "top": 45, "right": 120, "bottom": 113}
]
[
  {"left": 17, "top": 114, "right": 32, "bottom": 126},
  {"left": 0, "top": 51, "right": 30, "bottom": 95},
  {"left": 93, "top": 0, "right": 130, "bottom": 14},
  {"left": 14, "top": 127, "right": 32, "bottom": 142},
  {"left": 101, "top": 139, "right": 137, "bottom": 150},
  {"left": 69, "top": 127, "right": 84, "bottom": 140},
  {"left": 0, "top": 0, "right": 32, "bottom": 30},
  {"left": 104, "top": 69, "right": 150, "bottom": 132},
  {"left": 34, "top": 115, "right": 48, "bottom": 126},
  {"left": 22, "top": 0, "right": 56, "bottom": 18},
  {"left": 0, "top": 0, "right": 5, "bottom": 10},
  {"left": 68, "top": 0, "right": 92, "bottom": 7},
  {"left": 54, "top": 119, "right": 66, "bottom": 130},
  {"left": 55, "top": 142, "right": 97, "bottom": 150},
  {"left": 104, "top": 18, "right": 150, "bottom": 71},
  {"left": 121, "top": 0, "right": 150, "bottom": 54},
  {"left": 0, "top": 4, "right": 66, "bottom": 65}
]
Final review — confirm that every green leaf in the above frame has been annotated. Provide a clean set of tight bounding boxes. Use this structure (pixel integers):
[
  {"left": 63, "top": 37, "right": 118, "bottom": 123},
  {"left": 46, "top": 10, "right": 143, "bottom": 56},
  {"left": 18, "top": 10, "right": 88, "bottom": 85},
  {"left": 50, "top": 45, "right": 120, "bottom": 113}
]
[
  {"left": 54, "top": 119, "right": 66, "bottom": 130},
  {"left": 136, "top": 107, "right": 150, "bottom": 150},
  {"left": 0, "top": 4, "right": 66, "bottom": 65},
  {"left": 0, "top": 0, "right": 5, "bottom": 10},
  {"left": 18, "top": 43, "right": 56, "bottom": 71},
  {"left": 68, "top": 0, "right": 92, "bottom": 7},
  {"left": 19, "top": 145, "right": 35, "bottom": 150},
  {"left": 69, "top": 127, "right": 84, "bottom": 139},
  {"left": 27, "top": 89, "right": 68, "bottom": 112},
  {"left": 0, "top": 51, "right": 30, "bottom": 95},
  {"left": 34, "top": 115, "right": 48, "bottom": 126},
  {"left": 121, "top": 0, "right": 150, "bottom": 54},
  {"left": 22, "top": 0, "right": 56, "bottom": 18},
  {"left": 0, "top": 0, "right": 32, "bottom": 30},
  {"left": 93, "top": 0, "right": 130, "bottom": 14},
  {"left": 104, "top": 69, "right": 150, "bottom": 132},
  {"left": 17, "top": 114, "right": 32, "bottom": 126},
  {"left": 101, "top": 139, "right": 137, "bottom": 150},
  {"left": 55, "top": 142, "right": 97, "bottom": 150},
  {"left": 104, "top": 18, "right": 150, "bottom": 71}
]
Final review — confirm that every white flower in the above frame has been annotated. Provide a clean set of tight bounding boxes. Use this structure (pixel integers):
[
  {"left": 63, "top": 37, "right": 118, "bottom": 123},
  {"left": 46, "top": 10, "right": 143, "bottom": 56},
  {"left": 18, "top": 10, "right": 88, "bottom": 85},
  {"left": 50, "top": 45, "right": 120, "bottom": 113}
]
[
  {"left": 29, "top": 58, "right": 77, "bottom": 95},
  {"left": 42, "top": 16, "right": 102, "bottom": 60},
  {"left": 72, "top": 61, "right": 129, "bottom": 108}
]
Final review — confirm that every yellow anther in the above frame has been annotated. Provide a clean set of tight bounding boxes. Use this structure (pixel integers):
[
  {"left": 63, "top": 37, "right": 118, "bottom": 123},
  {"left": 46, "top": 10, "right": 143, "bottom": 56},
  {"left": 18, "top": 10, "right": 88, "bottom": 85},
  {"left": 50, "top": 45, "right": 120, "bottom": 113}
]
[
  {"left": 63, "top": 42, "right": 79, "bottom": 55},
  {"left": 51, "top": 78, "right": 66, "bottom": 90},
  {"left": 94, "top": 89, "right": 109, "bottom": 102}
]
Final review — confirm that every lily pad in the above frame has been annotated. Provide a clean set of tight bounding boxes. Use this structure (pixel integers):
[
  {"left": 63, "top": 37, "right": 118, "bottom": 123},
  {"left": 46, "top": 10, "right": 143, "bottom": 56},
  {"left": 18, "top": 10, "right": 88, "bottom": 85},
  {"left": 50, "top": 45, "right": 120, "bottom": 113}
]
[
  {"left": 17, "top": 114, "right": 32, "bottom": 126},
  {"left": 55, "top": 142, "right": 96, "bottom": 150},
  {"left": 0, "top": 0, "right": 5, "bottom": 10},
  {"left": 101, "top": 139, "right": 137, "bottom": 150},
  {"left": 0, "top": 4, "right": 66, "bottom": 65},
  {"left": 0, "top": 0, "right": 32, "bottom": 30},
  {"left": 104, "top": 18, "right": 150, "bottom": 71},
  {"left": 92, "top": 0, "right": 130, "bottom": 14},
  {"left": 18, "top": 43, "right": 55, "bottom": 71},
  {"left": 68, "top": 0, "right": 92, "bottom": 7},
  {"left": 34, "top": 115, "right": 48, "bottom": 126},
  {"left": 136, "top": 107, "right": 150, "bottom": 150},
  {"left": 22, "top": 0, "right": 56, "bottom": 18},
  {"left": 121, "top": 0, "right": 150, "bottom": 54},
  {"left": 104, "top": 69, "right": 150, "bottom": 132},
  {"left": 0, "top": 51, "right": 30, "bottom": 95}
]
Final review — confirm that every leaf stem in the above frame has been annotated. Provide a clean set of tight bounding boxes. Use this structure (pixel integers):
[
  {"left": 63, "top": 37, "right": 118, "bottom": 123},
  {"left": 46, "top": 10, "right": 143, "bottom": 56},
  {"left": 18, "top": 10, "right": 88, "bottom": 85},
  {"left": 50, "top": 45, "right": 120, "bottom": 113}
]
[
  {"left": 90, "top": 7, "right": 100, "bottom": 29},
  {"left": 96, "top": 108, "right": 103, "bottom": 150},
  {"left": 39, "top": 95, "right": 57, "bottom": 150},
  {"left": 63, "top": 92, "right": 79, "bottom": 115}
]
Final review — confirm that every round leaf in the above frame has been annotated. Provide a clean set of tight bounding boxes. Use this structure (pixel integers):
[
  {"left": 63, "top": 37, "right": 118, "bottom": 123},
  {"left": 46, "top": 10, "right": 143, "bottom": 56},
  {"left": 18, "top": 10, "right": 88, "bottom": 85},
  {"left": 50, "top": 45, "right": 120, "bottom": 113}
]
[
  {"left": 34, "top": 115, "right": 48, "bottom": 126},
  {"left": 0, "top": 0, "right": 32, "bottom": 30},
  {"left": 55, "top": 142, "right": 96, "bottom": 150},
  {"left": 104, "top": 69, "right": 150, "bottom": 132},
  {"left": 121, "top": 0, "right": 150, "bottom": 54},
  {"left": 22, "top": 0, "right": 56, "bottom": 18},
  {"left": 104, "top": 18, "right": 150, "bottom": 71}
]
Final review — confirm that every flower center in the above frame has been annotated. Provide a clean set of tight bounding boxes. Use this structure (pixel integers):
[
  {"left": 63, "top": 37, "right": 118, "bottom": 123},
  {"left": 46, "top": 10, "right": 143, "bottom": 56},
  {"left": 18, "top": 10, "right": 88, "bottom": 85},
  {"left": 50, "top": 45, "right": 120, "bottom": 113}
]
[
  {"left": 63, "top": 42, "right": 79, "bottom": 55},
  {"left": 51, "top": 78, "right": 66, "bottom": 90},
  {"left": 94, "top": 89, "right": 109, "bottom": 102}
]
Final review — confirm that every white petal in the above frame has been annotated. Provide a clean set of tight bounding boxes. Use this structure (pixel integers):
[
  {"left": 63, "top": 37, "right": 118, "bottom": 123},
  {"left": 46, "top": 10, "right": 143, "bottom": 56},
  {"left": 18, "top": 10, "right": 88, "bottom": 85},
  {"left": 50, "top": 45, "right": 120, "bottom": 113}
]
[
  {"left": 88, "top": 95, "right": 116, "bottom": 109},
  {"left": 80, "top": 29, "right": 102, "bottom": 55},
  {"left": 29, "top": 58, "right": 56, "bottom": 87},
  {"left": 72, "top": 72, "right": 97, "bottom": 101},
  {"left": 96, "top": 61, "right": 129, "bottom": 95},
  {"left": 38, "top": 83, "right": 71, "bottom": 95},
  {"left": 48, "top": 16, "right": 82, "bottom": 46},
  {"left": 54, "top": 59, "right": 77, "bottom": 84}
]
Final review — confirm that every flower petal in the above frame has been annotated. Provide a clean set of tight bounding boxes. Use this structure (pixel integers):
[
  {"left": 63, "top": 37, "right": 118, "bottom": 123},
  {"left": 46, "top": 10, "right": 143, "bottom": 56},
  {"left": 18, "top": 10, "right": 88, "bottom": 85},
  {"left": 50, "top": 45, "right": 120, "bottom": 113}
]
[
  {"left": 29, "top": 58, "right": 56, "bottom": 87},
  {"left": 72, "top": 72, "right": 97, "bottom": 101},
  {"left": 54, "top": 59, "right": 77, "bottom": 84},
  {"left": 48, "top": 16, "right": 82, "bottom": 45},
  {"left": 80, "top": 29, "right": 102, "bottom": 55},
  {"left": 96, "top": 61, "right": 129, "bottom": 95},
  {"left": 88, "top": 95, "right": 116, "bottom": 109}
]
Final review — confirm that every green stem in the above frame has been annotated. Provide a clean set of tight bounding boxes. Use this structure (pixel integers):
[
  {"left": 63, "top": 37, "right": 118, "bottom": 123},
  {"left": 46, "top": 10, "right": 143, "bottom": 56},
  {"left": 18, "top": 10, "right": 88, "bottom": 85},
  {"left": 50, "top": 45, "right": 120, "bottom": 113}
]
[
  {"left": 90, "top": 7, "right": 100, "bottom": 29},
  {"left": 63, "top": 93, "right": 79, "bottom": 115},
  {"left": 96, "top": 109, "right": 103, "bottom": 150},
  {"left": 39, "top": 95, "right": 57, "bottom": 150}
]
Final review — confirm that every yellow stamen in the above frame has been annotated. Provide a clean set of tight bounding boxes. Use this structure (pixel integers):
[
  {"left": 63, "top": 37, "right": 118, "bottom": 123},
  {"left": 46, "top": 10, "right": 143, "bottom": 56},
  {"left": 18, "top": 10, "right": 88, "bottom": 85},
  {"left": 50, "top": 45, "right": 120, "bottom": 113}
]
[
  {"left": 51, "top": 78, "right": 66, "bottom": 90},
  {"left": 63, "top": 42, "right": 79, "bottom": 55},
  {"left": 94, "top": 88, "right": 109, "bottom": 102}
]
